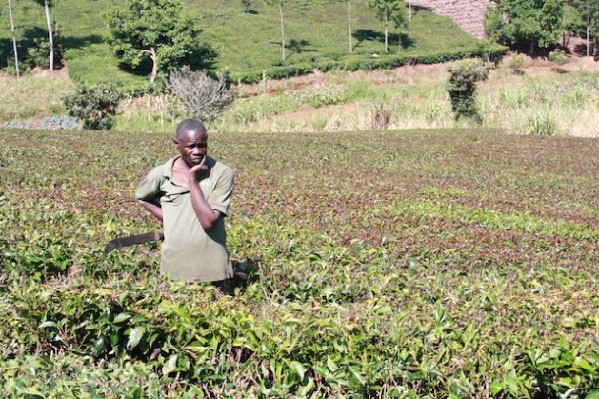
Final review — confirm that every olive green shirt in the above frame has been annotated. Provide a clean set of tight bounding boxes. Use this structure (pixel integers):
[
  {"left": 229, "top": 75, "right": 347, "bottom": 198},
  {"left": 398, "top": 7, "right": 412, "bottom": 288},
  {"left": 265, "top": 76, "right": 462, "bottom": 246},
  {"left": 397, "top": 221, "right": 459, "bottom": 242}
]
[{"left": 135, "top": 156, "right": 234, "bottom": 282}]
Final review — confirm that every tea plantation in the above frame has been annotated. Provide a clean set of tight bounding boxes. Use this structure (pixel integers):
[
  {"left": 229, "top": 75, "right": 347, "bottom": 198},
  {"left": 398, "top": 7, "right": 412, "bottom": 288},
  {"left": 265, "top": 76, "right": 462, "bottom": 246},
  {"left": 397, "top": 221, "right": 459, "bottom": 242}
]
[{"left": 0, "top": 128, "right": 597, "bottom": 398}]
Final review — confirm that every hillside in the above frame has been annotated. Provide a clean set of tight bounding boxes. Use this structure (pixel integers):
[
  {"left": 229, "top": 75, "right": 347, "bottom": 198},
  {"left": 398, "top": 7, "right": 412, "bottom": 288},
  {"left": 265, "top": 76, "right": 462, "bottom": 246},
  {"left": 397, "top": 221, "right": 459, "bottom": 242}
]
[{"left": 0, "top": 0, "right": 487, "bottom": 88}]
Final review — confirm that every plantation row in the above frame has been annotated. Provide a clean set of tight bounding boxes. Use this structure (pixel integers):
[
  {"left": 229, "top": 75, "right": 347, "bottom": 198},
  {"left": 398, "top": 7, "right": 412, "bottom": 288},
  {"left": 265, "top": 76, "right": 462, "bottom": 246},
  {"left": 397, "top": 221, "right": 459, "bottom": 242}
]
[{"left": 1, "top": 128, "right": 597, "bottom": 398}]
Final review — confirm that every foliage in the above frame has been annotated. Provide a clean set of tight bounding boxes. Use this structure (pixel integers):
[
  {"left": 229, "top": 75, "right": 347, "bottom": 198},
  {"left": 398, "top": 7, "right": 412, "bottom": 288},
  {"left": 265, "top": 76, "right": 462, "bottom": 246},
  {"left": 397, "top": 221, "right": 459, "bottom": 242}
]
[
  {"left": 1, "top": 128, "right": 598, "bottom": 397},
  {"left": 232, "top": 45, "right": 506, "bottom": 84},
  {"left": 163, "top": 67, "right": 239, "bottom": 123},
  {"left": 446, "top": 59, "right": 491, "bottom": 122},
  {"left": 62, "top": 84, "right": 124, "bottom": 130},
  {"left": 24, "top": 37, "right": 63, "bottom": 70},
  {"left": 548, "top": 49, "right": 570, "bottom": 66},
  {"left": 567, "top": 0, "right": 599, "bottom": 47},
  {"left": 485, "top": 0, "right": 564, "bottom": 53},
  {"left": 30, "top": 0, "right": 57, "bottom": 70},
  {"left": 507, "top": 53, "right": 526, "bottom": 74},
  {"left": 106, "top": 0, "right": 215, "bottom": 83},
  {"left": 1, "top": 115, "right": 80, "bottom": 130},
  {"left": 0, "top": 0, "right": 489, "bottom": 88}
]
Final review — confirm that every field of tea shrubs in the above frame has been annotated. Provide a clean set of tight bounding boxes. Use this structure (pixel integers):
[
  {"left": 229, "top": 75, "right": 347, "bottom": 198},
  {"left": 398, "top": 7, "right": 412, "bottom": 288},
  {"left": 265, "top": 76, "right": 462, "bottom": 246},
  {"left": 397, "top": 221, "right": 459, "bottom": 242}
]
[{"left": 0, "top": 128, "right": 597, "bottom": 398}]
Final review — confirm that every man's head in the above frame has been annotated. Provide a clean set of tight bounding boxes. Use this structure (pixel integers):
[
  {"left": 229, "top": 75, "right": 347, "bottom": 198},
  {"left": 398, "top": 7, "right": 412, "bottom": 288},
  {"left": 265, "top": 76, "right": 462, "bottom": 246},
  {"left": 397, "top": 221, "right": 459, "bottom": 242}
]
[{"left": 174, "top": 118, "right": 209, "bottom": 167}]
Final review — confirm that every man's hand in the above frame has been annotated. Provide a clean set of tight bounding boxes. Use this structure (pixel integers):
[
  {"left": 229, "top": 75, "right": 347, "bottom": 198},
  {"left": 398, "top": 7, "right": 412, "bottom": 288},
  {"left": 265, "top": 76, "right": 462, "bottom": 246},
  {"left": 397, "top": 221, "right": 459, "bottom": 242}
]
[
  {"left": 187, "top": 156, "right": 221, "bottom": 230},
  {"left": 188, "top": 156, "right": 209, "bottom": 181}
]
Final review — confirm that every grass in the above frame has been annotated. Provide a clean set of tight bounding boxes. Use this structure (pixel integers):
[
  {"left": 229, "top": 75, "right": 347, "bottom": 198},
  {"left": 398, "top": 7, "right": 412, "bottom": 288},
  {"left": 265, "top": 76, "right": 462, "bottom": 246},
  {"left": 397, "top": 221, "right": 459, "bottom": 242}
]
[
  {"left": 0, "top": 127, "right": 597, "bottom": 397},
  {"left": 1, "top": 58, "right": 597, "bottom": 139},
  {"left": 0, "top": 72, "right": 75, "bottom": 120}
]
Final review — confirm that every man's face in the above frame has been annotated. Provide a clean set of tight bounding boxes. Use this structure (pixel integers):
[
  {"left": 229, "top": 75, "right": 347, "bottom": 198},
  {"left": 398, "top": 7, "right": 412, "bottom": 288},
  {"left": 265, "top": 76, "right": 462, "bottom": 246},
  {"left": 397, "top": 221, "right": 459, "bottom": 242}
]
[{"left": 174, "top": 129, "right": 208, "bottom": 167}]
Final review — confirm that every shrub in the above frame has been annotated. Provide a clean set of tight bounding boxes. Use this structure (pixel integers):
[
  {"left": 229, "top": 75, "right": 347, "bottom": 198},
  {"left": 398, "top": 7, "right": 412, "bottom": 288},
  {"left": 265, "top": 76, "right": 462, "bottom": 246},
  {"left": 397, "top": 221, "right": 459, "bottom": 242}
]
[
  {"left": 548, "top": 49, "right": 569, "bottom": 67},
  {"left": 447, "top": 59, "right": 491, "bottom": 123},
  {"left": 163, "top": 67, "right": 239, "bottom": 123},
  {"left": 62, "top": 85, "right": 124, "bottom": 130},
  {"left": 508, "top": 53, "right": 526, "bottom": 74}
]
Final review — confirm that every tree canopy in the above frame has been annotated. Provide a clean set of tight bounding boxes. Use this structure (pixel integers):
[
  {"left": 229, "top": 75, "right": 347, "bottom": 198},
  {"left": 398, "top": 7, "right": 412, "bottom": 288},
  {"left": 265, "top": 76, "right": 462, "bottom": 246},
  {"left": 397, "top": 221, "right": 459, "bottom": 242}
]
[
  {"left": 107, "top": 0, "right": 215, "bottom": 82},
  {"left": 485, "top": 0, "right": 564, "bottom": 54}
]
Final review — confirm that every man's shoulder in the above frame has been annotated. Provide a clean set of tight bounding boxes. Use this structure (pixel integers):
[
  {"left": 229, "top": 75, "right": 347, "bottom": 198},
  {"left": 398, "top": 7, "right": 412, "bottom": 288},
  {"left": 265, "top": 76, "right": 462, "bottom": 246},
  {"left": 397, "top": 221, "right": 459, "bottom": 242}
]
[
  {"left": 147, "top": 157, "right": 177, "bottom": 177},
  {"left": 209, "top": 157, "right": 233, "bottom": 174}
]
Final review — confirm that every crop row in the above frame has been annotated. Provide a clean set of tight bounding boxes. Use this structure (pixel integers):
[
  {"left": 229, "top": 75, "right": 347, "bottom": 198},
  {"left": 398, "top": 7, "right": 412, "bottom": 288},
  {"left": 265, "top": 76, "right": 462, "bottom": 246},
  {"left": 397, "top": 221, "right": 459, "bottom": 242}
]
[{"left": 0, "top": 128, "right": 597, "bottom": 398}]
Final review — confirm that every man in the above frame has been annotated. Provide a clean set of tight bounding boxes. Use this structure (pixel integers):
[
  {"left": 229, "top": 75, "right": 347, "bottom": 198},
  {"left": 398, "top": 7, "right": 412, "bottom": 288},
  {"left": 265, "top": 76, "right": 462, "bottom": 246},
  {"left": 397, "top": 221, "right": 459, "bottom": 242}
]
[{"left": 136, "top": 118, "right": 234, "bottom": 286}]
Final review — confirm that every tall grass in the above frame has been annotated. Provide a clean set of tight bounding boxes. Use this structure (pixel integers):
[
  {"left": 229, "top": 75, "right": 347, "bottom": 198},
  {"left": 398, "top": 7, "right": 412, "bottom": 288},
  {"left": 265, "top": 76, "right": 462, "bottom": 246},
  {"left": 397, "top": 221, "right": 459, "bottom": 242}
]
[
  {"left": 2, "top": 61, "right": 597, "bottom": 138},
  {"left": 0, "top": 73, "right": 75, "bottom": 121}
]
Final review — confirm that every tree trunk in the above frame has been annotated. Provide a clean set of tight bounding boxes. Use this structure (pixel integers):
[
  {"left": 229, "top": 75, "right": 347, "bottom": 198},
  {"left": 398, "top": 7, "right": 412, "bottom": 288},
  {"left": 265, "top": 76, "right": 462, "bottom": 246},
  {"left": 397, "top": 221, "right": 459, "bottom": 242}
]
[
  {"left": 279, "top": 4, "right": 285, "bottom": 62},
  {"left": 348, "top": 0, "right": 352, "bottom": 53},
  {"left": 8, "top": 0, "right": 20, "bottom": 77},
  {"left": 398, "top": 31, "right": 401, "bottom": 54},
  {"left": 149, "top": 47, "right": 157, "bottom": 83},
  {"left": 408, "top": 1, "right": 411, "bottom": 20},
  {"left": 384, "top": 13, "right": 389, "bottom": 53},
  {"left": 587, "top": 24, "right": 591, "bottom": 60},
  {"left": 44, "top": 0, "right": 54, "bottom": 71}
]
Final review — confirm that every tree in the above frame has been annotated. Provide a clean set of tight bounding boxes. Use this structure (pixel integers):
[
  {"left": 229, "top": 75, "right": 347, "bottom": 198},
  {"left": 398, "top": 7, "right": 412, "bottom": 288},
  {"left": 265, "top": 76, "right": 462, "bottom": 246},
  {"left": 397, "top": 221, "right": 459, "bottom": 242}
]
[
  {"left": 164, "top": 67, "right": 239, "bottom": 124},
  {"left": 8, "top": 0, "right": 20, "bottom": 76},
  {"left": 390, "top": 1, "right": 408, "bottom": 52},
  {"left": 347, "top": 0, "right": 352, "bottom": 53},
  {"left": 31, "top": 0, "right": 55, "bottom": 70},
  {"left": 327, "top": 0, "right": 354, "bottom": 53},
  {"left": 568, "top": 0, "right": 599, "bottom": 59},
  {"left": 107, "top": 0, "right": 213, "bottom": 83},
  {"left": 263, "top": 0, "right": 289, "bottom": 63},
  {"left": 369, "top": 0, "right": 405, "bottom": 53},
  {"left": 485, "top": 0, "right": 564, "bottom": 55}
]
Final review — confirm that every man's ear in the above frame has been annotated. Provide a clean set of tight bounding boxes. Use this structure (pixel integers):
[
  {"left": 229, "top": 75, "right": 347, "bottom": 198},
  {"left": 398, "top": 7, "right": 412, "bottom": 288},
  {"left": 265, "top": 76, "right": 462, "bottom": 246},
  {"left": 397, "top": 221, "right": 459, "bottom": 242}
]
[{"left": 172, "top": 139, "right": 179, "bottom": 149}]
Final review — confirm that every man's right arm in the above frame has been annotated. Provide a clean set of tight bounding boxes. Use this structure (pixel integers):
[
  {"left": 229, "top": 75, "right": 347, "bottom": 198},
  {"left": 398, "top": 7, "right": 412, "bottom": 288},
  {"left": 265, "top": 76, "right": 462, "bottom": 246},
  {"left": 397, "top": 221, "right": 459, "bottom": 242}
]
[
  {"left": 136, "top": 164, "right": 166, "bottom": 222},
  {"left": 138, "top": 199, "right": 163, "bottom": 221}
]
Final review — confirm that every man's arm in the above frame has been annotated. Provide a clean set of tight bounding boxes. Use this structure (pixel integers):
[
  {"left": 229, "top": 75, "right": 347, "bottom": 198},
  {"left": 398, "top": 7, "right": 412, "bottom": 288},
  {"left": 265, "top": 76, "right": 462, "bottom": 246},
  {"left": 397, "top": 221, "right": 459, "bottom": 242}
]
[
  {"left": 188, "top": 159, "right": 222, "bottom": 230},
  {"left": 139, "top": 199, "right": 164, "bottom": 221}
]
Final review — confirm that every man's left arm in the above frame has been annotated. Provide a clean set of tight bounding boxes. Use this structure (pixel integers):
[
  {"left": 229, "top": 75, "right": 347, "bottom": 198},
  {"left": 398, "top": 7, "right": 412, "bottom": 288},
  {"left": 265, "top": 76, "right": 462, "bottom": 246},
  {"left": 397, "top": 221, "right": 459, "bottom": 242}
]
[{"left": 188, "top": 159, "right": 234, "bottom": 230}]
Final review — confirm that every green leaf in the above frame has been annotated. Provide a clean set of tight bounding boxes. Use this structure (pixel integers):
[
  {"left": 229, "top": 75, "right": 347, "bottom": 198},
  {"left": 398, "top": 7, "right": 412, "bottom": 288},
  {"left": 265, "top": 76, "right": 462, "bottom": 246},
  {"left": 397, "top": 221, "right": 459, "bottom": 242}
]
[
  {"left": 490, "top": 380, "right": 503, "bottom": 395},
  {"left": 38, "top": 321, "right": 57, "bottom": 329},
  {"left": 127, "top": 328, "right": 145, "bottom": 350},
  {"left": 113, "top": 313, "right": 131, "bottom": 324},
  {"left": 586, "top": 389, "right": 599, "bottom": 399},
  {"left": 162, "top": 354, "right": 178, "bottom": 375},
  {"left": 572, "top": 357, "right": 595, "bottom": 372},
  {"left": 288, "top": 360, "right": 306, "bottom": 381}
]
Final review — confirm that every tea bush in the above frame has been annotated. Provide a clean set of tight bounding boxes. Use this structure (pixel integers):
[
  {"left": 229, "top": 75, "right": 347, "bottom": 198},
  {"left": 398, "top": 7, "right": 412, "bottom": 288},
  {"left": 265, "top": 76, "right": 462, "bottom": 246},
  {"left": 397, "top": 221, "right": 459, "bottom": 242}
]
[{"left": 0, "top": 128, "right": 597, "bottom": 398}]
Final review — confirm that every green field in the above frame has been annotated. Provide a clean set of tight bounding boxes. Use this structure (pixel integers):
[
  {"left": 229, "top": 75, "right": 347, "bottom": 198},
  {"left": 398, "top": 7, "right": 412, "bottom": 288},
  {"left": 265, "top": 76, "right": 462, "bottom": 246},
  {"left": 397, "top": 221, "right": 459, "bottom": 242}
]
[
  {"left": 1, "top": 128, "right": 597, "bottom": 398},
  {"left": 0, "top": 0, "right": 486, "bottom": 87}
]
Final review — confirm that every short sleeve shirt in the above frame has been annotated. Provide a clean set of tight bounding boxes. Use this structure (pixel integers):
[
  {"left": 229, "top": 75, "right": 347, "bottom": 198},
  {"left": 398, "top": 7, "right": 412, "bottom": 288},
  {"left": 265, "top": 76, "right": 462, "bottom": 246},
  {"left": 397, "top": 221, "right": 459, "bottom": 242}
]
[{"left": 135, "top": 155, "right": 234, "bottom": 282}]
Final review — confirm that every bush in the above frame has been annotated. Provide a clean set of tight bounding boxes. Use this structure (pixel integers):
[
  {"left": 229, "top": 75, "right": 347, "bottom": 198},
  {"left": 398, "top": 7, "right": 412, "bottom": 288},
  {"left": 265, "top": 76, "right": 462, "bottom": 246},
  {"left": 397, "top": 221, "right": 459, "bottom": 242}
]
[
  {"left": 163, "top": 67, "right": 239, "bottom": 123},
  {"left": 62, "top": 85, "right": 124, "bottom": 130},
  {"left": 548, "top": 49, "right": 569, "bottom": 67},
  {"left": 447, "top": 59, "right": 491, "bottom": 123},
  {"left": 508, "top": 53, "right": 526, "bottom": 74}
]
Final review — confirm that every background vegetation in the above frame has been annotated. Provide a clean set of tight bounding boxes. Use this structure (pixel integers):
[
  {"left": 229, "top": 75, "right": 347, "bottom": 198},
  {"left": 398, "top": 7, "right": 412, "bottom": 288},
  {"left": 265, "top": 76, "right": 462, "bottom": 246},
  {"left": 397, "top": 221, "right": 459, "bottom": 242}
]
[
  {"left": 0, "top": 0, "right": 492, "bottom": 87},
  {"left": 0, "top": 1, "right": 598, "bottom": 397},
  {"left": 1, "top": 128, "right": 598, "bottom": 398}
]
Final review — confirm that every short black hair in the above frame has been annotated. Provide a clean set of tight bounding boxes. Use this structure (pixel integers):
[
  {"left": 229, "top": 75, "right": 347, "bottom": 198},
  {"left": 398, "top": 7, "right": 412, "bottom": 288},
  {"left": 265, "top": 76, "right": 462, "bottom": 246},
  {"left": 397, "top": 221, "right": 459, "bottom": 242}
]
[{"left": 176, "top": 118, "right": 207, "bottom": 140}]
